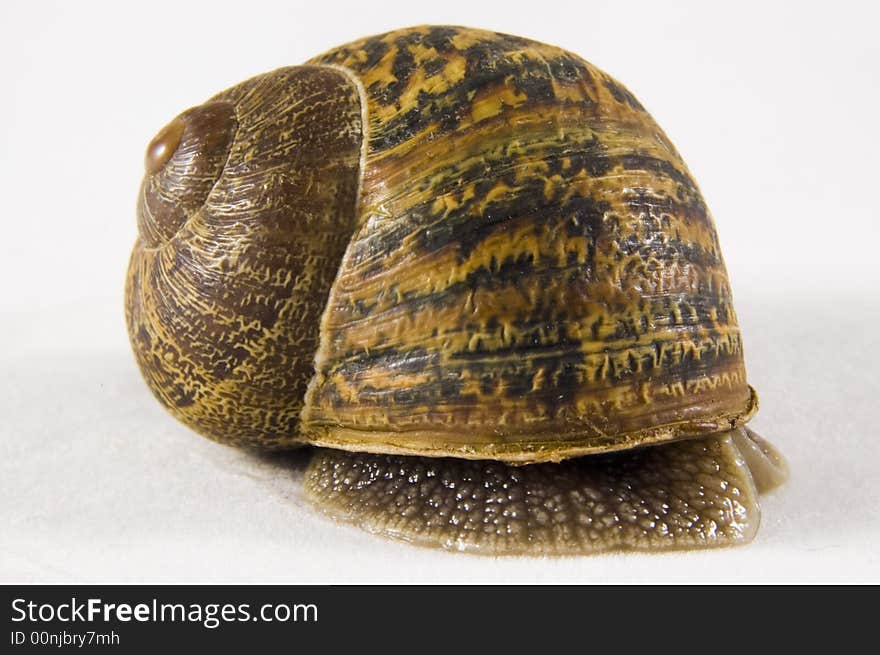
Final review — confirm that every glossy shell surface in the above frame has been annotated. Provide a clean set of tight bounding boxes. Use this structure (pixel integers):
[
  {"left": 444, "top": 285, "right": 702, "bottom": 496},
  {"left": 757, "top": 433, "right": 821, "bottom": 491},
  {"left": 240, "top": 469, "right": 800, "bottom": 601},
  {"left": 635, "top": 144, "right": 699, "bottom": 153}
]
[
  {"left": 127, "top": 26, "right": 755, "bottom": 463},
  {"left": 302, "top": 26, "right": 753, "bottom": 462}
]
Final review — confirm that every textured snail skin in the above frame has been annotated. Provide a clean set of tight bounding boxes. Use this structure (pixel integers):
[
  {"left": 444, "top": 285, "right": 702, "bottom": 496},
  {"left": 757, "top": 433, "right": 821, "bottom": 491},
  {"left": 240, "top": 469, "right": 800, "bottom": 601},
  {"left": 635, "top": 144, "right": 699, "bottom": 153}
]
[
  {"left": 127, "top": 26, "right": 787, "bottom": 553},
  {"left": 304, "top": 427, "right": 786, "bottom": 555}
]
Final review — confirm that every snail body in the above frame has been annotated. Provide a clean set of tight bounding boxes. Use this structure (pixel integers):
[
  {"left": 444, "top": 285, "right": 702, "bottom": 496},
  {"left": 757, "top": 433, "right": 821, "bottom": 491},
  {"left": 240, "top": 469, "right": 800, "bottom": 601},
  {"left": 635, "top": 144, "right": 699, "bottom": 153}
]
[{"left": 127, "top": 26, "right": 786, "bottom": 554}]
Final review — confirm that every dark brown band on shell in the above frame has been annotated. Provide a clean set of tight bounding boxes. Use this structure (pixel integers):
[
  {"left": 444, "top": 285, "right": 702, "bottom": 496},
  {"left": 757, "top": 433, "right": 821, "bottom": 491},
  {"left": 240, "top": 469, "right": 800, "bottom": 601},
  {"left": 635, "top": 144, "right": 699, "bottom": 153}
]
[
  {"left": 127, "top": 26, "right": 758, "bottom": 461},
  {"left": 297, "top": 26, "right": 754, "bottom": 462}
]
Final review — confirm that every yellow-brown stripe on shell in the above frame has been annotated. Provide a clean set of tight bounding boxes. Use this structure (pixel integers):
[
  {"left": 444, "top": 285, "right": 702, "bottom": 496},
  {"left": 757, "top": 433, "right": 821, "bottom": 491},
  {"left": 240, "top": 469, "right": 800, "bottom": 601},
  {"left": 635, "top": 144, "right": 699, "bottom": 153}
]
[
  {"left": 126, "top": 66, "right": 364, "bottom": 448},
  {"left": 300, "top": 26, "right": 754, "bottom": 462}
]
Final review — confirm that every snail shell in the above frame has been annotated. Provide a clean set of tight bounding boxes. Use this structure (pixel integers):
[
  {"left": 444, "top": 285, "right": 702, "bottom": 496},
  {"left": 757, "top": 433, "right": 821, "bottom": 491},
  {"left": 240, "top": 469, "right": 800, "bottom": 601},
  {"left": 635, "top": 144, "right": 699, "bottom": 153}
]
[{"left": 126, "top": 26, "right": 785, "bottom": 553}]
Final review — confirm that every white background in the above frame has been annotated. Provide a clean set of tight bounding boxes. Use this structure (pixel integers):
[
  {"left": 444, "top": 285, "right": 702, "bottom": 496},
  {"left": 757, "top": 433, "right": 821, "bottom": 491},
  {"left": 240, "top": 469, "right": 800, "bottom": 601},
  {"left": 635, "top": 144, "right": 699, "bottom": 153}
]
[{"left": 1, "top": 0, "right": 878, "bottom": 583}]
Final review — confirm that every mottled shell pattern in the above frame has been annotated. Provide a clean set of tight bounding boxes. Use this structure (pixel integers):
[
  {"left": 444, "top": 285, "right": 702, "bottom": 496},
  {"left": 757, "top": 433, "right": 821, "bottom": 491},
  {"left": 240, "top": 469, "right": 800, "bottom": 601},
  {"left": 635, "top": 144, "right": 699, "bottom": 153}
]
[{"left": 126, "top": 26, "right": 755, "bottom": 464}]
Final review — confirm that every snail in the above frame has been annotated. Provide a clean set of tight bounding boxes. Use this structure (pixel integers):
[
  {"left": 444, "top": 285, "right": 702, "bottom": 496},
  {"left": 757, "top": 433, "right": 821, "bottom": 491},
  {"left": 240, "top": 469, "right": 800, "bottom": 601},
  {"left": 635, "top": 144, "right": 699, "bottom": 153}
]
[{"left": 126, "top": 25, "right": 787, "bottom": 555}]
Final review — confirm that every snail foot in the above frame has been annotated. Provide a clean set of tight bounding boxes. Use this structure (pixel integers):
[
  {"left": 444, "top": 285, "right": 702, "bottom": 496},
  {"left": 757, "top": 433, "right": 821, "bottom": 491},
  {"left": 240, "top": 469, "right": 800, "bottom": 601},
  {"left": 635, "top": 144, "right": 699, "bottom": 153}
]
[{"left": 304, "top": 429, "right": 784, "bottom": 555}]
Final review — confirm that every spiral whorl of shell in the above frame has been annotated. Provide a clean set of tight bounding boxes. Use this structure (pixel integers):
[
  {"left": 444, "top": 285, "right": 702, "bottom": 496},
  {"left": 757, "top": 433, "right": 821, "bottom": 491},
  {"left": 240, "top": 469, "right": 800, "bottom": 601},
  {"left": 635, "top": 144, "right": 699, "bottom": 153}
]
[
  {"left": 126, "top": 67, "right": 364, "bottom": 448},
  {"left": 300, "top": 26, "right": 754, "bottom": 462}
]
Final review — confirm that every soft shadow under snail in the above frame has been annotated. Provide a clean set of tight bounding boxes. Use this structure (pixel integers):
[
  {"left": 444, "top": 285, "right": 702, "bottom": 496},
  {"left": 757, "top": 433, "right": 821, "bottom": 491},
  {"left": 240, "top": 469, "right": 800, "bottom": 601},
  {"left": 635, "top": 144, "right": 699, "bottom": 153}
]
[{"left": 126, "top": 25, "right": 787, "bottom": 555}]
